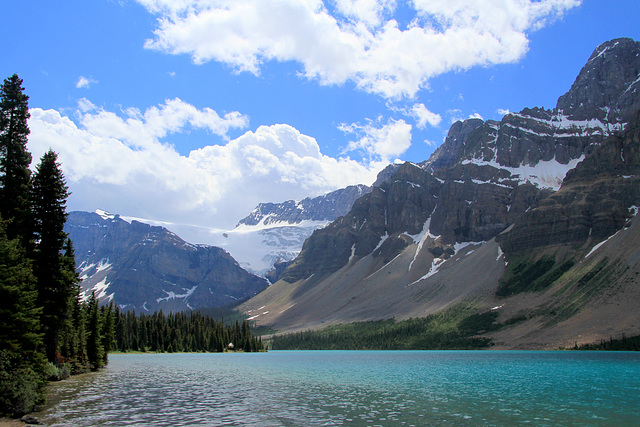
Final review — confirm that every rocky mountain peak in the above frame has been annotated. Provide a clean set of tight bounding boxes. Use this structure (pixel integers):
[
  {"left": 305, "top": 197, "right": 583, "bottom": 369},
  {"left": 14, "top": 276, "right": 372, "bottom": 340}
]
[
  {"left": 237, "top": 184, "right": 370, "bottom": 227},
  {"left": 556, "top": 37, "right": 640, "bottom": 123},
  {"left": 421, "top": 118, "right": 484, "bottom": 172}
]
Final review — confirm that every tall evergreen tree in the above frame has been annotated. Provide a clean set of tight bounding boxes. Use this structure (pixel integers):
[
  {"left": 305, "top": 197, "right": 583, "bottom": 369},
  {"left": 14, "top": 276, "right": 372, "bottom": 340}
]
[
  {"left": 0, "top": 217, "right": 46, "bottom": 416},
  {"left": 0, "top": 74, "right": 32, "bottom": 247},
  {"left": 86, "top": 291, "right": 105, "bottom": 370},
  {"left": 31, "top": 149, "right": 73, "bottom": 362},
  {"left": 0, "top": 217, "right": 42, "bottom": 358},
  {"left": 100, "top": 303, "right": 115, "bottom": 366}
]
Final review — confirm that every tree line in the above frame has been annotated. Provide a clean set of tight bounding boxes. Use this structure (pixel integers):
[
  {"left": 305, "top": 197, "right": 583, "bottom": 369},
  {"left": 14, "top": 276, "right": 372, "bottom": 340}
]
[
  {"left": 271, "top": 308, "right": 499, "bottom": 350},
  {"left": 114, "top": 310, "right": 264, "bottom": 353}
]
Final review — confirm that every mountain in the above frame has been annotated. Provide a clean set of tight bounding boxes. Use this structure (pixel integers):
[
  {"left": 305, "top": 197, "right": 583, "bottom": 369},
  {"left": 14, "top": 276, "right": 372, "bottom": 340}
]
[
  {"left": 240, "top": 38, "right": 640, "bottom": 348},
  {"left": 237, "top": 184, "right": 371, "bottom": 227},
  {"left": 65, "top": 210, "right": 268, "bottom": 311},
  {"left": 172, "top": 184, "right": 372, "bottom": 279}
]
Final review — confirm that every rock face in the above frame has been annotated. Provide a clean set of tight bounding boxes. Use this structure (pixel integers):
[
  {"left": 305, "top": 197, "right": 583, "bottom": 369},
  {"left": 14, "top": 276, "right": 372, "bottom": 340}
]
[
  {"left": 498, "top": 110, "right": 640, "bottom": 253},
  {"left": 280, "top": 38, "right": 640, "bottom": 285},
  {"left": 241, "top": 38, "right": 640, "bottom": 348},
  {"left": 556, "top": 38, "right": 640, "bottom": 123},
  {"left": 66, "top": 210, "right": 268, "bottom": 311}
]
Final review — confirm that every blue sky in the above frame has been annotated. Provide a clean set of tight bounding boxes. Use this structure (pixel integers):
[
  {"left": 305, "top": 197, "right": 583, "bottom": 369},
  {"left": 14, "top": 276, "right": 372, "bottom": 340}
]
[{"left": 1, "top": 0, "right": 639, "bottom": 230}]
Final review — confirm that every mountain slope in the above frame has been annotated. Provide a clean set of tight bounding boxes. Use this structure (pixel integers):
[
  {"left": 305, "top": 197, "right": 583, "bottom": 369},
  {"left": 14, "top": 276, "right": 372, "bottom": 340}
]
[
  {"left": 241, "top": 38, "right": 640, "bottom": 348},
  {"left": 66, "top": 210, "right": 268, "bottom": 311}
]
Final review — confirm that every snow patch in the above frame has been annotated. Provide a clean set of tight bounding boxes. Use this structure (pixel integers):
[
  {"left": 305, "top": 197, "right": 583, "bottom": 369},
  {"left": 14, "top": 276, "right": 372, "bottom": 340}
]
[
  {"left": 348, "top": 244, "right": 356, "bottom": 263},
  {"left": 86, "top": 277, "right": 110, "bottom": 301},
  {"left": 462, "top": 155, "right": 585, "bottom": 191},
  {"left": 584, "top": 230, "right": 623, "bottom": 259},
  {"left": 156, "top": 286, "right": 198, "bottom": 303},
  {"left": 407, "top": 257, "right": 446, "bottom": 286},
  {"left": 95, "top": 209, "right": 117, "bottom": 220},
  {"left": 373, "top": 232, "right": 389, "bottom": 252}
]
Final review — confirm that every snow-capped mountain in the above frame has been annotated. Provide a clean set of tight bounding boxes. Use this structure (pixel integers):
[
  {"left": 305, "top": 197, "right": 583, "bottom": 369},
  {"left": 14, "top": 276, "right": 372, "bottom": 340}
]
[
  {"left": 241, "top": 38, "right": 640, "bottom": 349},
  {"left": 129, "top": 184, "right": 371, "bottom": 278},
  {"left": 65, "top": 210, "right": 268, "bottom": 311}
]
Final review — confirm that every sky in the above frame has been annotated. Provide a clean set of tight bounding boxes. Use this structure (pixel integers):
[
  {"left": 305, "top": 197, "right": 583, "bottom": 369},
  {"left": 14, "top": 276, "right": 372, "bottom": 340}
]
[{"left": 1, "top": 0, "right": 639, "bottom": 231}]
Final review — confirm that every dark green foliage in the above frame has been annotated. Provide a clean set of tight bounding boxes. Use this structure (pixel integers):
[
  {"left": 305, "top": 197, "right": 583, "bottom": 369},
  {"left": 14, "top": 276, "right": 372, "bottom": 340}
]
[
  {"left": 496, "top": 255, "right": 574, "bottom": 297},
  {"left": 572, "top": 334, "right": 640, "bottom": 351},
  {"left": 0, "top": 75, "right": 115, "bottom": 415},
  {"left": 271, "top": 308, "right": 500, "bottom": 350},
  {"left": 0, "top": 350, "right": 45, "bottom": 417},
  {"left": 114, "top": 311, "right": 264, "bottom": 353},
  {"left": 0, "top": 219, "right": 42, "bottom": 357},
  {"left": 86, "top": 292, "right": 105, "bottom": 370},
  {"left": 0, "top": 221, "right": 46, "bottom": 416},
  {"left": 0, "top": 74, "right": 32, "bottom": 246},
  {"left": 31, "top": 150, "right": 74, "bottom": 361}
]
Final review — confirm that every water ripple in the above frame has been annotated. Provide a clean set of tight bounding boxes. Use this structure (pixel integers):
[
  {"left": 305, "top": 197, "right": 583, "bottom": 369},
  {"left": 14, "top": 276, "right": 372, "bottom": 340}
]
[{"left": 34, "top": 351, "right": 640, "bottom": 426}]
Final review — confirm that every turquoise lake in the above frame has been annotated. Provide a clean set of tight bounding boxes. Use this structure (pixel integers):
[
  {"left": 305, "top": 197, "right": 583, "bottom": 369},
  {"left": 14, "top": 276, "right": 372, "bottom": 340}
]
[{"left": 35, "top": 351, "right": 640, "bottom": 426}]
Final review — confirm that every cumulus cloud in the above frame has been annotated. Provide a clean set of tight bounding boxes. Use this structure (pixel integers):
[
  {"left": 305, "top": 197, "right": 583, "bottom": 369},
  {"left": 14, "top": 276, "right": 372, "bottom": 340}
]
[
  {"left": 76, "top": 76, "right": 97, "bottom": 89},
  {"left": 411, "top": 103, "right": 442, "bottom": 129},
  {"left": 339, "top": 117, "right": 412, "bottom": 163},
  {"left": 136, "top": 0, "right": 581, "bottom": 99},
  {"left": 27, "top": 101, "right": 381, "bottom": 229}
]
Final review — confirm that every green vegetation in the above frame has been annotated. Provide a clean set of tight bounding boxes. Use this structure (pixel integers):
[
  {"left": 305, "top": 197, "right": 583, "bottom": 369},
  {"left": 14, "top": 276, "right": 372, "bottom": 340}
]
[
  {"left": 271, "top": 306, "right": 501, "bottom": 350},
  {"left": 114, "top": 310, "right": 264, "bottom": 353},
  {"left": 570, "top": 334, "right": 640, "bottom": 351},
  {"left": 552, "top": 257, "right": 625, "bottom": 323},
  {"left": 0, "top": 75, "right": 114, "bottom": 416},
  {"left": 496, "top": 254, "right": 574, "bottom": 297}
]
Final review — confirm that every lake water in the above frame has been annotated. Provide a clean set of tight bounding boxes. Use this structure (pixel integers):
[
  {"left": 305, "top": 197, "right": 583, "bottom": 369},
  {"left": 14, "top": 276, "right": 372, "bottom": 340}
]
[{"left": 35, "top": 351, "right": 639, "bottom": 426}]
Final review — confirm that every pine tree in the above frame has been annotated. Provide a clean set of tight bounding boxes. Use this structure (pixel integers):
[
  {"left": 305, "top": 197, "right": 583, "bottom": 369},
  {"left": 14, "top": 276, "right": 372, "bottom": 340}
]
[
  {"left": 86, "top": 291, "right": 104, "bottom": 370},
  {"left": 100, "top": 303, "right": 115, "bottom": 365},
  {"left": 0, "top": 217, "right": 46, "bottom": 416},
  {"left": 0, "top": 218, "right": 42, "bottom": 357},
  {"left": 31, "top": 149, "right": 73, "bottom": 362},
  {"left": 0, "top": 74, "right": 32, "bottom": 247}
]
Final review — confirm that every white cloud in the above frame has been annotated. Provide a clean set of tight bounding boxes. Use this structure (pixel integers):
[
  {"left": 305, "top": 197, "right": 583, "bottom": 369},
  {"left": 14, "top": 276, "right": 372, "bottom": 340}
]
[
  {"left": 497, "top": 108, "right": 511, "bottom": 116},
  {"left": 136, "top": 0, "right": 581, "bottom": 99},
  {"left": 340, "top": 117, "right": 412, "bottom": 162},
  {"left": 76, "top": 76, "right": 97, "bottom": 89},
  {"left": 27, "top": 101, "right": 382, "bottom": 229},
  {"left": 469, "top": 112, "right": 483, "bottom": 120},
  {"left": 411, "top": 103, "right": 441, "bottom": 129},
  {"left": 77, "top": 97, "right": 249, "bottom": 148},
  {"left": 333, "top": 0, "right": 396, "bottom": 28}
]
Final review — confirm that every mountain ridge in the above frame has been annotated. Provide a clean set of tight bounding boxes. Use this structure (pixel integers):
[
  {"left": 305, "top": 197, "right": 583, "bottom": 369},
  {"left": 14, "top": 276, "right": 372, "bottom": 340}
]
[
  {"left": 65, "top": 210, "right": 268, "bottom": 312},
  {"left": 240, "top": 38, "right": 640, "bottom": 349}
]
